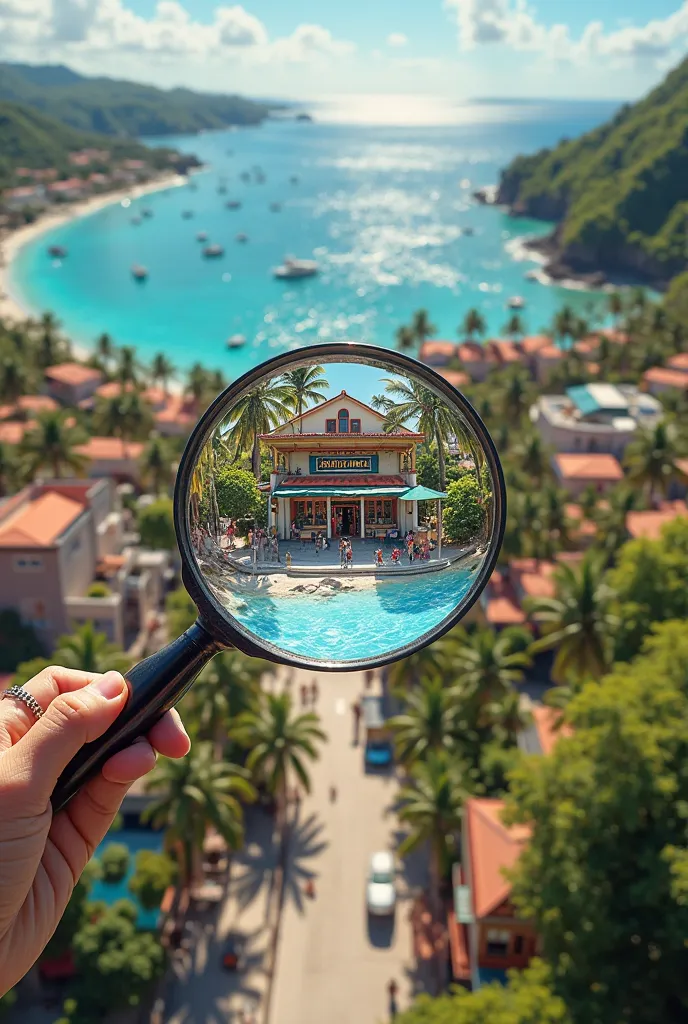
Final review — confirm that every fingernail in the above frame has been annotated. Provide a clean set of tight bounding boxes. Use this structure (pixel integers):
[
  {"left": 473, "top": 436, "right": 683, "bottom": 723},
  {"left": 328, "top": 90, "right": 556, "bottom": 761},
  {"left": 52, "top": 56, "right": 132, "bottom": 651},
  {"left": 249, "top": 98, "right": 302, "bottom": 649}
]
[{"left": 92, "top": 672, "right": 126, "bottom": 700}]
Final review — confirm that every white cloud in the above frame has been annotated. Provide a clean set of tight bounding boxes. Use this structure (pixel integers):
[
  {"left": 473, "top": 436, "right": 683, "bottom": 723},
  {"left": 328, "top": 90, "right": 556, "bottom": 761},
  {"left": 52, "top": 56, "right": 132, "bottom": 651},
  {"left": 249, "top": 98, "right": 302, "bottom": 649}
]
[
  {"left": 215, "top": 5, "right": 267, "bottom": 47},
  {"left": 270, "top": 23, "right": 354, "bottom": 62},
  {"left": 387, "top": 32, "right": 408, "bottom": 47},
  {"left": 444, "top": 0, "right": 688, "bottom": 63}
]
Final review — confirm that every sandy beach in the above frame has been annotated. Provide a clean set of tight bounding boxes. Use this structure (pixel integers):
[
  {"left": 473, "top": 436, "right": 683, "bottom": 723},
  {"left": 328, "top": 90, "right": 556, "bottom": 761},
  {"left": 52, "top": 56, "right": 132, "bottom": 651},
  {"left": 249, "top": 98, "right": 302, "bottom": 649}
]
[{"left": 0, "top": 171, "right": 187, "bottom": 324}]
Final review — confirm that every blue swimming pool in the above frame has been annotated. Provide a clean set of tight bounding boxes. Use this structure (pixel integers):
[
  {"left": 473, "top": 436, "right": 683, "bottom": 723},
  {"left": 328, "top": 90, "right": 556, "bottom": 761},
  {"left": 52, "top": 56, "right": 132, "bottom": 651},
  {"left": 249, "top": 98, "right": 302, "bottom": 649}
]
[
  {"left": 91, "top": 828, "right": 165, "bottom": 930},
  {"left": 226, "top": 562, "right": 477, "bottom": 662}
]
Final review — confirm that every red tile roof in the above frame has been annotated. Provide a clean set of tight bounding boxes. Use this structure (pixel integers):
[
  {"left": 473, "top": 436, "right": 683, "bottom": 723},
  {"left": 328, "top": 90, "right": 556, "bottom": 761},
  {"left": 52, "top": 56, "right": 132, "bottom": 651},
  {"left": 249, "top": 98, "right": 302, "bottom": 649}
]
[
  {"left": 154, "top": 394, "right": 197, "bottom": 425},
  {"left": 95, "top": 381, "right": 136, "bottom": 400},
  {"left": 520, "top": 335, "right": 552, "bottom": 354},
  {"left": 643, "top": 367, "right": 688, "bottom": 390},
  {"left": 531, "top": 705, "right": 573, "bottom": 756},
  {"left": 667, "top": 353, "right": 688, "bottom": 373},
  {"left": 484, "top": 570, "right": 526, "bottom": 626},
  {"left": 510, "top": 558, "right": 557, "bottom": 599},
  {"left": 457, "top": 342, "right": 492, "bottom": 363},
  {"left": 75, "top": 437, "right": 144, "bottom": 460},
  {"left": 16, "top": 395, "right": 59, "bottom": 414},
  {"left": 465, "top": 798, "right": 530, "bottom": 919},
  {"left": 626, "top": 501, "right": 688, "bottom": 541},
  {"left": 45, "top": 362, "right": 103, "bottom": 387},
  {"left": 0, "top": 492, "right": 85, "bottom": 548},
  {"left": 0, "top": 421, "right": 33, "bottom": 444},
  {"left": 419, "top": 340, "right": 457, "bottom": 365},
  {"left": 438, "top": 369, "right": 470, "bottom": 389},
  {"left": 554, "top": 453, "right": 624, "bottom": 482},
  {"left": 537, "top": 345, "right": 563, "bottom": 360},
  {"left": 278, "top": 475, "right": 406, "bottom": 488}
]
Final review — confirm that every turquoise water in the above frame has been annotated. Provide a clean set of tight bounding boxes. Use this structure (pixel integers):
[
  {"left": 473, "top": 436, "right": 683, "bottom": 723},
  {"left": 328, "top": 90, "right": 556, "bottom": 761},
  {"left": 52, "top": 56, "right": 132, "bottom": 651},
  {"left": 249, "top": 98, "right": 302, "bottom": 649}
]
[
  {"left": 9, "top": 100, "right": 619, "bottom": 376},
  {"left": 92, "top": 828, "right": 164, "bottom": 930},
  {"left": 228, "top": 562, "right": 476, "bottom": 662}
]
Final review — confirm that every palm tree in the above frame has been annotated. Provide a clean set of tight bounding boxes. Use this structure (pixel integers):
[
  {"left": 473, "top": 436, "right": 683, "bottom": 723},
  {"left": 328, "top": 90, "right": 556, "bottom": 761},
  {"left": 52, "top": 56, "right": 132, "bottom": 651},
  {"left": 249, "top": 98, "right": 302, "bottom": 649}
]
[
  {"left": 450, "top": 626, "right": 531, "bottom": 707},
  {"left": 279, "top": 365, "right": 329, "bottom": 433},
  {"left": 498, "top": 369, "right": 532, "bottom": 422},
  {"left": 539, "top": 483, "right": 571, "bottom": 548},
  {"left": 95, "top": 332, "right": 115, "bottom": 368},
  {"left": 117, "top": 345, "right": 139, "bottom": 386},
  {"left": 382, "top": 376, "right": 468, "bottom": 491},
  {"left": 460, "top": 308, "right": 486, "bottom": 342},
  {"left": 608, "top": 292, "right": 624, "bottom": 327},
  {"left": 625, "top": 422, "right": 685, "bottom": 501},
  {"left": 481, "top": 688, "right": 532, "bottom": 745},
  {"left": 593, "top": 486, "right": 637, "bottom": 561},
  {"left": 53, "top": 621, "right": 129, "bottom": 674},
  {"left": 144, "top": 743, "right": 256, "bottom": 887},
  {"left": 150, "top": 352, "right": 175, "bottom": 394},
  {"left": 0, "top": 356, "right": 28, "bottom": 403},
  {"left": 93, "top": 391, "right": 152, "bottom": 444},
  {"left": 411, "top": 309, "right": 437, "bottom": 346},
  {"left": 232, "top": 692, "right": 326, "bottom": 839},
  {"left": 388, "top": 678, "right": 459, "bottom": 766},
  {"left": 370, "top": 393, "right": 394, "bottom": 413},
  {"left": 224, "top": 379, "right": 292, "bottom": 480},
  {"left": 553, "top": 305, "right": 576, "bottom": 343},
  {"left": 0, "top": 443, "right": 17, "bottom": 497},
  {"left": 514, "top": 432, "right": 549, "bottom": 486},
  {"left": 398, "top": 751, "right": 468, "bottom": 917},
  {"left": 525, "top": 552, "right": 618, "bottom": 686},
  {"left": 20, "top": 410, "right": 87, "bottom": 479},
  {"left": 385, "top": 640, "right": 452, "bottom": 695},
  {"left": 35, "top": 312, "right": 67, "bottom": 368},
  {"left": 187, "top": 650, "right": 271, "bottom": 753},
  {"left": 503, "top": 313, "right": 525, "bottom": 339},
  {"left": 140, "top": 435, "right": 172, "bottom": 495},
  {"left": 395, "top": 325, "right": 416, "bottom": 352}
]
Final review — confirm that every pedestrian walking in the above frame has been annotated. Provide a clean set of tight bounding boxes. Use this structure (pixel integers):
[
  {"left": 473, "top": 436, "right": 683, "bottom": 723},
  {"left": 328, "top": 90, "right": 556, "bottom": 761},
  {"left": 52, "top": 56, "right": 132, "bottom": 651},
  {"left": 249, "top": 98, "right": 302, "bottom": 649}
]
[
  {"left": 346, "top": 543, "right": 353, "bottom": 570},
  {"left": 339, "top": 537, "right": 346, "bottom": 567},
  {"left": 310, "top": 678, "right": 319, "bottom": 705},
  {"left": 329, "top": 785, "right": 337, "bottom": 802},
  {"left": 300, "top": 683, "right": 309, "bottom": 707},
  {"left": 352, "top": 700, "right": 362, "bottom": 744}
]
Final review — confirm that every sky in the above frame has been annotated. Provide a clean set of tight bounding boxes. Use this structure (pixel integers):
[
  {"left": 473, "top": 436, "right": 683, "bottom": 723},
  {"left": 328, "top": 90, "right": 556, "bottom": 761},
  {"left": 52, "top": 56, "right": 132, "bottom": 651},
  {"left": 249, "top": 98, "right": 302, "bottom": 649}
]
[{"left": 1, "top": 0, "right": 688, "bottom": 106}]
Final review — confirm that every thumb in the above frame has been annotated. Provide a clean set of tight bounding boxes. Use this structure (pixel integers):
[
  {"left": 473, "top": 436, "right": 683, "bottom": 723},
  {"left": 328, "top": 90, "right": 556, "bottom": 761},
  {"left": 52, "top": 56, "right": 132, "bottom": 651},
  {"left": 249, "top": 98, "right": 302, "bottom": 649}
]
[{"left": 6, "top": 672, "right": 128, "bottom": 813}]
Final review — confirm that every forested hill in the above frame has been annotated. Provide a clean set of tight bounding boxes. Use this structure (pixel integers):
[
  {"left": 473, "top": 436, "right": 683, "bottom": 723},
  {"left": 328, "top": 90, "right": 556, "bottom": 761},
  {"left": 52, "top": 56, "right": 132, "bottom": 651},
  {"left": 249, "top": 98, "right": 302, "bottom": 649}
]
[
  {"left": 0, "top": 63, "right": 275, "bottom": 138},
  {"left": 496, "top": 56, "right": 688, "bottom": 287}
]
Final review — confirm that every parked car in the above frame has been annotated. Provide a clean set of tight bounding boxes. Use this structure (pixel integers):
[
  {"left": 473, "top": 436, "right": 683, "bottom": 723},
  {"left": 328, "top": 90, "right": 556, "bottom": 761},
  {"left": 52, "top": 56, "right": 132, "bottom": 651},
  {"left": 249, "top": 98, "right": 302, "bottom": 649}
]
[
  {"left": 221, "top": 933, "right": 245, "bottom": 971},
  {"left": 366, "top": 851, "right": 396, "bottom": 916}
]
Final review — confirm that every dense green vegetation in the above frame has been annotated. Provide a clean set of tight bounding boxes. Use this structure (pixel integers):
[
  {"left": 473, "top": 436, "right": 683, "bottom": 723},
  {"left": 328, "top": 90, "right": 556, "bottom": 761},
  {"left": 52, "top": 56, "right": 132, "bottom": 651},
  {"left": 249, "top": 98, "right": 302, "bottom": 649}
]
[
  {"left": 0, "top": 100, "right": 182, "bottom": 191},
  {"left": 0, "top": 62, "right": 274, "bottom": 138},
  {"left": 497, "top": 54, "right": 688, "bottom": 284}
]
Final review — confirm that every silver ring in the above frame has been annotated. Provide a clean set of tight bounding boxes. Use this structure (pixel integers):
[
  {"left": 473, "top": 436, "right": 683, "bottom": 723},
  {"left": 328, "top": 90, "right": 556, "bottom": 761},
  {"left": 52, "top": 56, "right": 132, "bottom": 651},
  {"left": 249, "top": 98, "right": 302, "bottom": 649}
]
[{"left": 1, "top": 685, "right": 44, "bottom": 720}]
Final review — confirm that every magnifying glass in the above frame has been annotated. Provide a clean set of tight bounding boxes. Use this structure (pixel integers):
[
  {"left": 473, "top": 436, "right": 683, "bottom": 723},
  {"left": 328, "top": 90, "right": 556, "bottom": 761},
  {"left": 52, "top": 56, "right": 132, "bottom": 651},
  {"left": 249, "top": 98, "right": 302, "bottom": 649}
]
[{"left": 52, "top": 343, "right": 505, "bottom": 810}]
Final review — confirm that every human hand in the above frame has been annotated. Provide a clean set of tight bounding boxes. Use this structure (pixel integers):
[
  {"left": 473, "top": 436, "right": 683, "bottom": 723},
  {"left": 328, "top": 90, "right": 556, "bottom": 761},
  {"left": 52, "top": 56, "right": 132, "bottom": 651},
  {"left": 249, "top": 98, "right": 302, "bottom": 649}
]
[{"left": 0, "top": 666, "right": 190, "bottom": 996}]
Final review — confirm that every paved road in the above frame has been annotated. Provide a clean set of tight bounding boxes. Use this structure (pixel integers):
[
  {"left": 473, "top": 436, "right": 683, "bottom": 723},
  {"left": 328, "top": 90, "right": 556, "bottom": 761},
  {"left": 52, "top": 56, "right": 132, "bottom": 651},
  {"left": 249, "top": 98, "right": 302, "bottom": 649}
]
[{"left": 268, "top": 669, "right": 428, "bottom": 1024}]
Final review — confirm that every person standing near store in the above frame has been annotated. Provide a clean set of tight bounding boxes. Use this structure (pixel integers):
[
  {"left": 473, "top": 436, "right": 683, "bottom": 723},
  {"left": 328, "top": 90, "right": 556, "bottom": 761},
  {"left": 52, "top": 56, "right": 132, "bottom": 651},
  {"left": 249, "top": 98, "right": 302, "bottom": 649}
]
[{"left": 339, "top": 537, "right": 346, "bottom": 567}]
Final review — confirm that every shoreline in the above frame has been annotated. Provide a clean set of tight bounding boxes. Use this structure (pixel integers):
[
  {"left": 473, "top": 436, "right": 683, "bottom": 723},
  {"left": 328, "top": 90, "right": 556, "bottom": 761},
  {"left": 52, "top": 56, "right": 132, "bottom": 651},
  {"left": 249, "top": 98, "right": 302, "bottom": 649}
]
[{"left": 0, "top": 172, "right": 188, "bottom": 325}]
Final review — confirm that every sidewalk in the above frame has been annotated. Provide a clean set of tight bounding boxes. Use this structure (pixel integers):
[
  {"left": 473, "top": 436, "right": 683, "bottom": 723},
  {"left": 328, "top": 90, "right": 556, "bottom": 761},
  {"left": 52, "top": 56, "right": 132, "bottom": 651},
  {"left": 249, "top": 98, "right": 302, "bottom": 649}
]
[{"left": 164, "top": 806, "right": 279, "bottom": 1024}]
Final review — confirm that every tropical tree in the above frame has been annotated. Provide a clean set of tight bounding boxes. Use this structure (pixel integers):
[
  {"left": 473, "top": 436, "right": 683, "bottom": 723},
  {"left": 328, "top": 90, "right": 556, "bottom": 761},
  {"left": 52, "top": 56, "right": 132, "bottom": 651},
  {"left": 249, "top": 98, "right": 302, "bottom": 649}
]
[
  {"left": 95, "top": 332, "right": 115, "bottom": 367},
  {"left": 498, "top": 369, "right": 532, "bottom": 422},
  {"left": 140, "top": 435, "right": 172, "bottom": 495},
  {"left": 0, "top": 355, "right": 28, "bottom": 403},
  {"left": 53, "top": 621, "right": 129, "bottom": 674},
  {"left": 553, "top": 305, "right": 576, "bottom": 343},
  {"left": 593, "top": 485, "right": 638, "bottom": 561},
  {"left": 186, "top": 362, "right": 210, "bottom": 407},
  {"left": 608, "top": 291, "right": 624, "bottom": 327},
  {"left": 513, "top": 432, "right": 549, "bottom": 485},
  {"left": 185, "top": 650, "right": 272, "bottom": 754},
  {"left": 385, "top": 639, "right": 452, "bottom": 694},
  {"left": 0, "top": 442, "right": 17, "bottom": 497},
  {"left": 503, "top": 313, "right": 525, "bottom": 339},
  {"left": 19, "top": 410, "right": 87, "bottom": 479},
  {"left": 223, "top": 379, "right": 292, "bottom": 479},
  {"left": 624, "top": 421, "right": 685, "bottom": 501},
  {"left": 150, "top": 352, "right": 175, "bottom": 394},
  {"left": 395, "top": 325, "right": 416, "bottom": 352},
  {"left": 398, "top": 751, "right": 468, "bottom": 917},
  {"left": 144, "top": 742, "right": 256, "bottom": 886},
  {"left": 525, "top": 553, "right": 618, "bottom": 687},
  {"left": 411, "top": 308, "right": 437, "bottom": 345},
  {"left": 481, "top": 687, "right": 532, "bottom": 745},
  {"left": 388, "top": 678, "right": 460, "bottom": 766},
  {"left": 117, "top": 345, "right": 139, "bottom": 386},
  {"left": 232, "top": 692, "right": 326, "bottom": 839},
  {"left": 35, "top": 311, "right": 68, "bottom": 368},
  {"left": 451, "top": 626, "right": 531, "bottom": 707},
  {"left": 138, "top": 497, "right": 176, "bottom": 550},
  {"left": 279, "top": 365, "right": 329, "bottom": 432},
  {"left": 460, "top": 308, "right": 486, "bottom": 342}
]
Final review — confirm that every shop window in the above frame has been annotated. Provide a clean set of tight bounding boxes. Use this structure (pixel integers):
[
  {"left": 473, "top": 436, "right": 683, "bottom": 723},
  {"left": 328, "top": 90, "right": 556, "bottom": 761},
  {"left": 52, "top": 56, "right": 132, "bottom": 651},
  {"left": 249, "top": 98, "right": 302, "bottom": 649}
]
[
  {"left": 326, "top": 419, "right": 337, "bottom": 433},
  {"left": 338, "top": 408, "right": 349, "bottom": 433},
  {"left": 351, "top": 418, "right": 361, "bottom": 433},
  {"left": 486, "top": 929, "right": 510, "bottom": 957}
]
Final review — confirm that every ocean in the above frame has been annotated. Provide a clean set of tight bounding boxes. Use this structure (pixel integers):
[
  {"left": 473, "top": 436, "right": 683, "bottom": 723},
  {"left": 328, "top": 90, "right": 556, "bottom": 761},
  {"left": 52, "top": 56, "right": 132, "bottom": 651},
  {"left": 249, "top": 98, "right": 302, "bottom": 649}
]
[{"left": 9, "top": 98, "right": 620, "bottom": 378}]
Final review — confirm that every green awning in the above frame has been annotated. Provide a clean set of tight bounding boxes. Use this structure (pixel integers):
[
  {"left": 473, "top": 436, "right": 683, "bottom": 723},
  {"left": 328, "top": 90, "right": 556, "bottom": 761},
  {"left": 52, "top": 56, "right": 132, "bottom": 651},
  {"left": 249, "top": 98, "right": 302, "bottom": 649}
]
[
  {"left": 273, "top": 486, "right": 409, "bottom": 497},
  {"left": 399, "top": 485, "right": 447, "bottom": 501}
]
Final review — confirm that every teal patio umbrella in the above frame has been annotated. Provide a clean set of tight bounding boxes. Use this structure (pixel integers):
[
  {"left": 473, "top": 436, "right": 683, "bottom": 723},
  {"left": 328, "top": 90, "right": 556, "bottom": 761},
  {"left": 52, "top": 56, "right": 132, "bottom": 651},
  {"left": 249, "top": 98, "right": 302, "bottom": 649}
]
[{"left": 399, "top": 485, "right": 448, "bottom": 561}]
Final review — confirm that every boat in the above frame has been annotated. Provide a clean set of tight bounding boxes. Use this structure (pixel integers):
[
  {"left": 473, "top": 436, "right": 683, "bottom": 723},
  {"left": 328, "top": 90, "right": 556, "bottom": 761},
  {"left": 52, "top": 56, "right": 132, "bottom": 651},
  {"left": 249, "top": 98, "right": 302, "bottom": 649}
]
[
  {"left": 226, "top": 200, "right": 241, "bottom": 210},
  {"left": 273, "top": 256, "right": 319, "bottom": 280},
  {"left": 270, "top": 202, "right": 282, "bottom": 212},
  {"left": 196, "top": 231, "right": 208, "bottom": 242},
  {"left": 508, "top": 296, "right": 526, "bottom": 310},
  {"left": 131, "top": 264, "right": 148, "bottom": 280},
  {"left": 203, "top": 244, "right": 225, "bottom": 258},
  {"left": 227, "top": 334, "right": 246, "bottom": 349},
  {"left": 236, "top": 233, "right": 248, "bottom": 243},
  {"left": 141, "top": 208, "right": 153, "bottom": 218},
  {"left": 182, "top": 210, "right": 194, "bottom": 219},
  {"left": 47, "top": 245, "right": 67, "bottom": 258},
  {"left": 524, "top": 269, "right": 540, "bottom": 282}
]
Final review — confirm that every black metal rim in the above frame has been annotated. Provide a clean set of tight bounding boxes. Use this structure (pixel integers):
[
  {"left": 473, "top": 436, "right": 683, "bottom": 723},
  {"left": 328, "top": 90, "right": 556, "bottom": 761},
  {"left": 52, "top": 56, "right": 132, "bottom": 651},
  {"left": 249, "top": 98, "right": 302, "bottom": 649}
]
[{"left": 173, "top": 342, "right": 507, "bottom": 671}]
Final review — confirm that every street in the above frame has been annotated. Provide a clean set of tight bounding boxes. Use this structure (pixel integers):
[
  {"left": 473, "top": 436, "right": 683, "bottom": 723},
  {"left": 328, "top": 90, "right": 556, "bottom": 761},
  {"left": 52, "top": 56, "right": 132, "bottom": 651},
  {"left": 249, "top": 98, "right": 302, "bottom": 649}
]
[{"left": 268, "top": 669, "right": 426, "bottom": 1024}]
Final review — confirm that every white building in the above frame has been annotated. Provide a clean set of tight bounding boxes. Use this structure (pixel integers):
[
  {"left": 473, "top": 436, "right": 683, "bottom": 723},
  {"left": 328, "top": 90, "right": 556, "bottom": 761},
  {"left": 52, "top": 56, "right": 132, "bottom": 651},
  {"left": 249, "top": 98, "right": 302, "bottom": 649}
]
[{"left": 530, "top": 383, "right": 662, "bottom": 457}]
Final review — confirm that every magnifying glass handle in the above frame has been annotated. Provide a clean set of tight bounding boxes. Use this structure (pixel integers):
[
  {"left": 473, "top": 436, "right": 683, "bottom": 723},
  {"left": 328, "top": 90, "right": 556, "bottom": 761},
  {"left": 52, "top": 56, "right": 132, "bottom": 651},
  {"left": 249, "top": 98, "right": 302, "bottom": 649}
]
[{"left": 51, "top": 620, "right": 224, "bottom": 813}]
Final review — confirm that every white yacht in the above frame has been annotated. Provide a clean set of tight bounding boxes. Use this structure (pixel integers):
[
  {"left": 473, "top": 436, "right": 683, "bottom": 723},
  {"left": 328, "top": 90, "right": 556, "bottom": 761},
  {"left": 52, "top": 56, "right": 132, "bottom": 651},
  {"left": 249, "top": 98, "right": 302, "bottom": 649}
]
[
  {"left": 508, "top": 296, "right": 526, "bottom": 310},
  {"left": 227, "top": 334, "right": 247, "bottom": 349},
  {"left": 273, "top": 256, "right": 319, "bottom": 280}
]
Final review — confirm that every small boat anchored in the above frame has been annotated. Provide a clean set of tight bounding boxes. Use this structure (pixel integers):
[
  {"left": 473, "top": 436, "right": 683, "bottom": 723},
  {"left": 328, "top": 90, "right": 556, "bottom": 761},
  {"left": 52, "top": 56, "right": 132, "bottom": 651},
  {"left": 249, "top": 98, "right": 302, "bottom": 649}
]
[
  {"left": 203, "top": 244, "right": 225, "bottom": 258},
  {"left": 227, "top": 334, "right": 246, "bottom": 349},
  {"left": 508, "top": 296, "right": 526, "bottom": 310},
  {"left": 141, "top": 208, "right": 153, "bottom": 218},
  {"left": 226, "top": 200, "right": 241, "bottom": 210},
  {"left": 273, "top": 256, "right": 319, "bottom": 280},
  {"left": 131, "top": 264, "right": 148, "bottom": 280},
  {"left": 182, "top": 210, "right": 194, "bottom": 219},
  {"left": 236, "top": 233, "right": 248, "bottom": 243},
  {"left": 47, "top": 245, "right": 68, "bottom": 258},
  {"left": 196, "top": 231, "right": 208, "bottom": 242}
]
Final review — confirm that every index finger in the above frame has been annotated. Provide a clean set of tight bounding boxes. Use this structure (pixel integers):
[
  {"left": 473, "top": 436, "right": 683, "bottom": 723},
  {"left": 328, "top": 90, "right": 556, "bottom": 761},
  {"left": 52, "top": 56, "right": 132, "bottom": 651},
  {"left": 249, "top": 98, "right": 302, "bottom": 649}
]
[{"left": 0, "top": 666, "right": 112, "bottom": 751}]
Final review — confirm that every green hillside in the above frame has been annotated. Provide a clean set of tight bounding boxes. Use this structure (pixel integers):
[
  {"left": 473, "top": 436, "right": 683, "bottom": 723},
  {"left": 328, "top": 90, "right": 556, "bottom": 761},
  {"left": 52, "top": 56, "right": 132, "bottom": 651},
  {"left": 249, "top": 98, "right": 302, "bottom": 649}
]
[
  {"left": 497, "top": 56, "right": 688, "bottom": 286},
  {"left": 0, "top": 101, "right": 188, "bottom": 190},
  {"left": 0, "top": 63, "right": 274, "bottom": 137}
]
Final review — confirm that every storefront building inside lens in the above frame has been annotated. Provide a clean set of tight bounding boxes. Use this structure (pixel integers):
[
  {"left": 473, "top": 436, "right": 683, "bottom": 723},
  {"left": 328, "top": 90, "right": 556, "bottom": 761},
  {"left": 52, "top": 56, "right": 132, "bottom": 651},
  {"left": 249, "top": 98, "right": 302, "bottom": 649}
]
[{"left": 260, "top": 391, "right": 424, "bottom": 542}]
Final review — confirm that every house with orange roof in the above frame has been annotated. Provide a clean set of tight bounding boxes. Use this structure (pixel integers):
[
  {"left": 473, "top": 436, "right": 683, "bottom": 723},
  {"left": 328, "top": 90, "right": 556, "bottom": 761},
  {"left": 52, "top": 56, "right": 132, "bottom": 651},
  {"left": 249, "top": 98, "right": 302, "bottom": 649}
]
[
  {"left": 533, "top": 344, "right": 563, "bottom": 383},
  {"left": 480, "top": 569, "right": 527, "bottom": 628},
  {"left": 666, "top": 352, "right": 688, "bottom": 374},
  {"left": 438, "top": 369, "right": 470, "bottom": 391},
  {"left": 418, "top": 340, "right": 457, "bottom": 367},
  {"left": 2, "top": 185, "right": 46, "bottom": 210},
  {"left": 642, "top": 366, "right": 688, "bottom": 395},
  {"left": 0, "top": 421, "right": 35, "bottom": 445},
  {"left": 154, "top": 394, "right": 198, "bottom": 437},
  {"left": 74, "top": 437, "right": 145, "bottom": 485},
  {"left": 531, "top": 384, "right": 662, "bottom": 457},
  {"left": 46, "top": 178, "right": 88, "bottom": 201},
  {"left": 552, "top": 452, "right": 624, "bottom": 497},
  {"left": 626, "top": 500, "right": 688, "bottom": 541},
  {"left": 456, "top": 342, "right": 498, "bottom": 382},
  {"left": 44, "top": 362, "right": 104, "bottom": 405}
]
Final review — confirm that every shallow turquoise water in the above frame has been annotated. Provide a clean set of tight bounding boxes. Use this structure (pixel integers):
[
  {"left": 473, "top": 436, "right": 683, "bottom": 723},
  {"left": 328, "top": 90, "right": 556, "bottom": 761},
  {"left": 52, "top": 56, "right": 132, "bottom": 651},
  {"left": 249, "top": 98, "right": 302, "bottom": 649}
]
[
  {"left": 92, "top": 828, "right": 164, "bottom": 930},
  {"left": 9, "top": 101, "right": 618, "bottom": 376},
  {"left": 229, "top": 562, "right": 476, "bottom": 662}
]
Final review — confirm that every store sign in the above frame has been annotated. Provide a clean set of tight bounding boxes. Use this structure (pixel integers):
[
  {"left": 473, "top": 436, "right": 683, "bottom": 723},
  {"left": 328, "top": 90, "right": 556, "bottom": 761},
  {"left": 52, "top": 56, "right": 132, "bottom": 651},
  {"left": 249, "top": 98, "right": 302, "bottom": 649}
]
[{"left": 310, "top": 455, "right": 378, "bottom": 473}]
